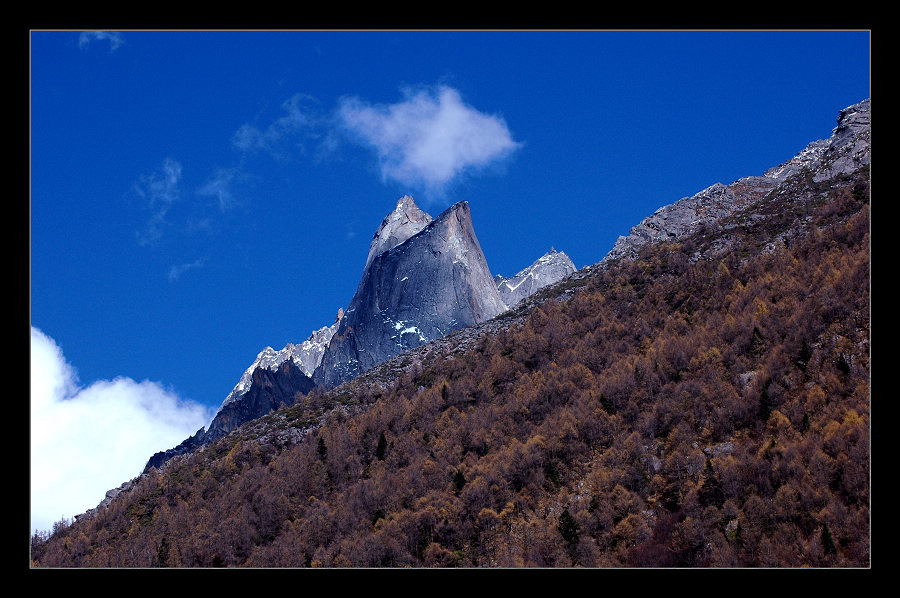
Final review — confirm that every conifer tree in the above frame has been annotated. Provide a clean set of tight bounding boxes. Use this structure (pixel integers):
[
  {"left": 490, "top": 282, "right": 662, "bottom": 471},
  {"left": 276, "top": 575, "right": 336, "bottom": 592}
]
[
  {"left": 376, "top": 432, "right": 387, "bottom": 461},
  {"left": 557, "top": 508, "right": 580, "bottom": 555},
  {"left": 822, "top": 523, "right": 837, "bottom": 556},
  {"left": 317, "top": 437, "right": 328, "bottom": 462}
]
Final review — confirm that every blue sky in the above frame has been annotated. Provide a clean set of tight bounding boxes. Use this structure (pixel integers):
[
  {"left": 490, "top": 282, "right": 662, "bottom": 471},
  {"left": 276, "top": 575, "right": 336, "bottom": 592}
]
[{"left": 29, "top": 29, "right": 870, "bottom": 534}]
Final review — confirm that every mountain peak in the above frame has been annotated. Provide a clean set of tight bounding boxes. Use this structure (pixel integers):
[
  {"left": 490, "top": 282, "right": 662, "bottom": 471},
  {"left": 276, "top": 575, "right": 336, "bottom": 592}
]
[
  {"left": 314, "top": 197, "right": 506, "bottom": 388},
  {"left": 604, "top": 98, "right": 870, "bottom": 264},
  {"left": 365, "top": 195, "right": 434, "bottom": 270},
  {"left": 395, "top": 194, "right": 420, "bottom": 213},
  {"left": 496, "top": 248, "right": 577, "bottom": 308}
]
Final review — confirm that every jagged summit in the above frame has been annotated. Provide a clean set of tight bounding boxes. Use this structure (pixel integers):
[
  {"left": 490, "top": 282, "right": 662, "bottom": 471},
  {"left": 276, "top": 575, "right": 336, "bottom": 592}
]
[
  {"left": 220, "top": 308, "right": 344, "bottom": 409},
  {"left": 144, "top": 309, "right": 344, "bottom": 472},
  {"left": 495, "top": 248, "right": 577, "bottom": 308},
  {"left": 313, "top": 198, "right": 507, "bottom": 388},
  {"left": 203, "top": 358, "right": 315, "bottom": 443},
  {"left": 364, "top": 195, "right": 433, "bottom": 270}
]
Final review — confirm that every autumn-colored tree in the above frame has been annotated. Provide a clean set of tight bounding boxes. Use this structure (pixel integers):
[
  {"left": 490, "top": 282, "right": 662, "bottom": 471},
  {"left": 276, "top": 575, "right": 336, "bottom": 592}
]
[{"left": 31, "top": 169, "right": 869, "bottom": 568}]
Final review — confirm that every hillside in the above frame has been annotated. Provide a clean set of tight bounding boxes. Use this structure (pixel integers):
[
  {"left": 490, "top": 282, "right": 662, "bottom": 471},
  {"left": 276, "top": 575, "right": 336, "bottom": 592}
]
[{"left": 30, "top": 154, "right": 869, "bottom": 567}]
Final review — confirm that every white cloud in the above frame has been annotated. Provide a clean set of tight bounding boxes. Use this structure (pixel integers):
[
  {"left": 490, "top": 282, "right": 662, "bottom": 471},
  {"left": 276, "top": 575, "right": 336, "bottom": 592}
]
[
  {"left": 134, "top": 158, "right": 183, "bottom": 246},
  {"left": 78, "top": 31, "right": 124, "bottom": 51},
  {"left": 337, "top": 85, "right": 522, "bottom": 196},
  {"left": 30, "top": 327, "right": 212, "bottom": 536},
  {"left": 168, "top": 258, "right": 205, "bottom": 282},
  {"left": 227, "top": 85, "right": 521, "bottom": 199}
]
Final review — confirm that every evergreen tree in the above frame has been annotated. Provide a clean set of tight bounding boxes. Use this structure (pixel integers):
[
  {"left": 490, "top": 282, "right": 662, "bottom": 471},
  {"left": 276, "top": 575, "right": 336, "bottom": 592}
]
[
  {"left": 697, "top": 459, "right": 725, "bottom": 508},
  {"left": 557, "top": 508, "right": 580, "bottom": 554},
  {"left": 453, "top": 469, "right": 467, "bottom": 494},
  {"left": 822, "top": 523, "right": 837, "bottom": 556},
  {"left": 759, "top": 385, "right": 772, "bottom": 422},
  {"left": 376, "top": 432, "right": 387, "bottom": 461},
  {"left": 317, "top": 437, "right": 328, "bottom": 462}
]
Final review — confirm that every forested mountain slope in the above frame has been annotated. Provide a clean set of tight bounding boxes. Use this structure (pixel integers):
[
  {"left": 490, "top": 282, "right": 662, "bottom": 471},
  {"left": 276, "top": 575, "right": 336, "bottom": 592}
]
[{"left": 31, "top": 161, "right": 869, "bottom": 567}]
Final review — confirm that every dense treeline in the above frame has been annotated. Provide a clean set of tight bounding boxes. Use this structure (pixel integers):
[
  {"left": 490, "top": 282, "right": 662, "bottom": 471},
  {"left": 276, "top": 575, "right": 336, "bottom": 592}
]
[{"left": 31, "top": 170, "right": 869, "bottom": 567}]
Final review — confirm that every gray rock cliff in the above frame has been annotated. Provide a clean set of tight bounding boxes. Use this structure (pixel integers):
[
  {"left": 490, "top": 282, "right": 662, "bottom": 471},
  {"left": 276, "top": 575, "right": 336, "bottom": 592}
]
[
  {"left": 604, "top": 98, "right": 870, "bottom": 264},
  {"left": 313, "top": 198, "right": 507, "bottom": 388},
  {"left": 495, "top": 248, "right": 577, "bottom": 308},
  {"left": 220, "top": 309, "right": 344, "bottom": 408}
]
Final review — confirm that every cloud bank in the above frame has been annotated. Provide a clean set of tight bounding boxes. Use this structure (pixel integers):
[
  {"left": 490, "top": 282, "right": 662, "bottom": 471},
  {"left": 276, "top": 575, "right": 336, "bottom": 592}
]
[
  {"left": 337, "top": 86, "right": 522, "bottom": 196},
  {"left": 30, "top": 327, "right": 212, "bottom": 536}
]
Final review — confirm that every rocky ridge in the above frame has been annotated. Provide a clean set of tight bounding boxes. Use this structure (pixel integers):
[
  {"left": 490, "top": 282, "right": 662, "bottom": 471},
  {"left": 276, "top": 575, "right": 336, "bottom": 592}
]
[
  {"left": 220, "top": 309, "right": 344, "bottom": 409},
  {"left": 495, "top": 248, "right": 577, "bottom": 308},
  {"left": 604, "top": 98, "right": 870, "bottom": 264}
]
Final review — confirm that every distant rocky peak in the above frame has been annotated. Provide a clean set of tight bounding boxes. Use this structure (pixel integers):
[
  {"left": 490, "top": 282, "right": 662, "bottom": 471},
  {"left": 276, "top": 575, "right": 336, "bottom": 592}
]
[
  {"left": 313, "top": 198, "right": 506, "bottom": 388},
  {"left": 220, "top": 308, "right": 344, "bottom": 409},
  {"left": 496, "top": 248, "right": 577, "bottom": 308},
  {"left": 364, "top": 195, "right": 433, "bottom": 270}
]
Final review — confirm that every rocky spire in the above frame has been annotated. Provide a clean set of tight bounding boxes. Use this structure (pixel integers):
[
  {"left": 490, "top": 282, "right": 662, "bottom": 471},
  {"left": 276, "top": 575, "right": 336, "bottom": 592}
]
[
  {"left": 364, "top": 195, "right": 433, "bottom": 271},
  {"left": 314, "top": 199, "right": 507, "bottom": 388}
]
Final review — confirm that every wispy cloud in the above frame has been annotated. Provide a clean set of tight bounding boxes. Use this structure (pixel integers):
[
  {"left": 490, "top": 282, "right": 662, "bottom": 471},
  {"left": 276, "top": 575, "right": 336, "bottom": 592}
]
[
  {"left": 167, "top": 258, "right": 206, "bottom": 282},
  {"left": 337, "top": 85, "right": 522, "bottom": 197},
  {"left": 197, "top": 168, "right": 239, "bottom": 213},
  {"left": 133, "top": 158, "right": 182, "bottom": 246},
  {"left": 78, "top": 31, "right": 124, "bottom": 51},
  {"left": 30, "top": 327, "right": 212, "bottom": 536},
  {"left": 232, "top": 93, "right": 320, "bottom": 158}
]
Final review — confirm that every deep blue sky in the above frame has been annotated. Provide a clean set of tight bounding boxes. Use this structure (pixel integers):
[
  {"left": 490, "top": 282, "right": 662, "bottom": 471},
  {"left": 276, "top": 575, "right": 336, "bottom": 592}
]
[{"left": 29, "top": 29, "right": 869, "bottom": 532}]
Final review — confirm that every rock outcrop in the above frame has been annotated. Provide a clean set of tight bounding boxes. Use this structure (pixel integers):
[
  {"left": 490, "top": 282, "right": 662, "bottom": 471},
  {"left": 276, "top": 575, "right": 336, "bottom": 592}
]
[
  {"left": 495, "top": 248, "right": 577, "bottom": 308},
  {"left": 204, "top": 359, "right": 315, "bottom": 442},
  {"left": 313, "top": 198, "right": 507, "bottom": 388},
  {"left": 604, "top": 98, "right": 870, "bottom": 264},
  {"left": 221, "top": 309, "right": 344, "bottom": 410},
  {"left": 143, "top": 358, "right": 316, "bottom": 473},
  {"left": 74, "top": 479, "right": 136, "bottom": 523}
]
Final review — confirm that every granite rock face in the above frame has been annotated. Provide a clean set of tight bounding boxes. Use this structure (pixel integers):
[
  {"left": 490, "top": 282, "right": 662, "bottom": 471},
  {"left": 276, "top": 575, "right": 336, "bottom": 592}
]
[
  {"left": 204, "top": 359, "right": 315, "bottom": 442},
  {"left": 364, "top": 195, "right": 433, "bottom": 270},
  {"left": 143, "top": 313, "right": 343, "bottom": 472},
  {"left": 313, "top": 198, "right": 507, "bottom": 388},
  {"left": 604, "top": 98, "right": 870, "bottom": 264},
  {"left": 143, "top": 359, "right": 316, "bottom": 472},
  {"left": 495, "top": 248, "right": 577, "bottom": 308},
  {"left": 221, "top": 309, "right": 345, "bottom": 411}
]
